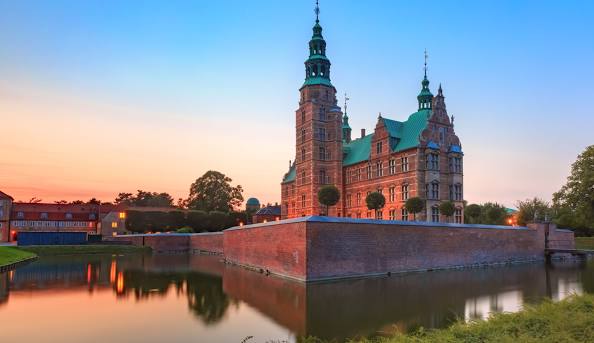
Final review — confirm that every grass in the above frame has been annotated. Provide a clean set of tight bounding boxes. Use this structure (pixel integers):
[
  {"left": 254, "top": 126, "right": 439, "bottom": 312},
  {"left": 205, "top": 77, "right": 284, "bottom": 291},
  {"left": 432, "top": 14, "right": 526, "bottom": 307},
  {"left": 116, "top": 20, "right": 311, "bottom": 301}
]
[
  {"left": 575, "top": 237, "right": 594, "bottom": 250},
  {"left": 300, "top": 294, "right": 594, "bottom": 343},
  {"left": 0, "top": 246, "right": 37, "bottom": 267},
  {"left": 18, "top": 245, "right": 151, "bottom": 256}
]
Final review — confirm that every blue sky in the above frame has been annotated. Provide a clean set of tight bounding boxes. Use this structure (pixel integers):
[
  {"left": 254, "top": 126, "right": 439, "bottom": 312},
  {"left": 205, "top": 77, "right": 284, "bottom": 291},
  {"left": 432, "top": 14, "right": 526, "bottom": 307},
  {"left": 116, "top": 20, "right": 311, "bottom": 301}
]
[{"left": 1, "top": 0, "right": 593, "bottom": 206}]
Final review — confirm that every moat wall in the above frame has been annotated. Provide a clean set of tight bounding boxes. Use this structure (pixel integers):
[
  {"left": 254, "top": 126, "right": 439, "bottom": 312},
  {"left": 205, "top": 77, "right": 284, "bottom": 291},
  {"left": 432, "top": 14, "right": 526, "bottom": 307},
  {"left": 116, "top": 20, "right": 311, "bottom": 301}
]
[{"left": 107, "top": 217, "right": 574, "bottom": 282}]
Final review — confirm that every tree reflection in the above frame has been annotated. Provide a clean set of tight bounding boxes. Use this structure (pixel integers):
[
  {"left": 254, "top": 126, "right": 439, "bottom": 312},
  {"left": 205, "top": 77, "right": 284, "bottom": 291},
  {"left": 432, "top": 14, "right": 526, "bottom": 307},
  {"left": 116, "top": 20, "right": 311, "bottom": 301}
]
[{"left": 186, "top": 272, "right": 229, "bottom": 324}]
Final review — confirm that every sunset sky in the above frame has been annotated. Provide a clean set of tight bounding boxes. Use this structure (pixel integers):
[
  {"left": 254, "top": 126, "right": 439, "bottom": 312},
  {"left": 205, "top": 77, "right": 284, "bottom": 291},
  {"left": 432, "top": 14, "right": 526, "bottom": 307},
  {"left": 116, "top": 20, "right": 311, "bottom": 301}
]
[{"left": 1, "top": 0, "right": 593, "bottom": 207}]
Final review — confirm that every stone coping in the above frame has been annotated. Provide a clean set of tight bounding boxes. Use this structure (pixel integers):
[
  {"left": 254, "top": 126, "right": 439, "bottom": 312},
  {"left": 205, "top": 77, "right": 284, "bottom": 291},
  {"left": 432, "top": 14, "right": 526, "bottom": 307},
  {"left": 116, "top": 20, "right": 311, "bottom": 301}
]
[
  {"left": 112, "top": 232, "right": 223, "bottom": 238},
  {"left": 556, "top": 228, "right": 574, "bottom": 233},
  {"left": 0, "top": 255, "right": 38, "bottom": 273},
  {"left": 226, "top": 216, "right": 529, "bottom": 232}
]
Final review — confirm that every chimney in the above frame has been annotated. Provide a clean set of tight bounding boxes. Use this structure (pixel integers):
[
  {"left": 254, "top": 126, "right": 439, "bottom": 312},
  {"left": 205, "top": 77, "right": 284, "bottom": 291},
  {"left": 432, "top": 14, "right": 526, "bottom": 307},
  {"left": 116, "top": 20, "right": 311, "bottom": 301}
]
[{"left": 361, "top": 129, "right": 366, "bottom": 138}]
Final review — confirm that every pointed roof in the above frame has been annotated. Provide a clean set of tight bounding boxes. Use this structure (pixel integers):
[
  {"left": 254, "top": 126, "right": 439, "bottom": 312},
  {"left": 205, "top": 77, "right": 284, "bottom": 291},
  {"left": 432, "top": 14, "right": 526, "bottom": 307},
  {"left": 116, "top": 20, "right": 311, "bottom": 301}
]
[{"left": 0, "top": 190, "right": 14, "bottom": 200}]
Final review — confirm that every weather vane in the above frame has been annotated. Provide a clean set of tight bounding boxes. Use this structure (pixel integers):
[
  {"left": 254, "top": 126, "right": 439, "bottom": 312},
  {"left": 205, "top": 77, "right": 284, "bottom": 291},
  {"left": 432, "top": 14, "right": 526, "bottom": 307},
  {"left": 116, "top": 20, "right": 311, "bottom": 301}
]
[
  {"left": 315, "top": 0, "right": 320, "bottom": 22},
  {"left": 424, "top": 49, "right": 428, "bottom": 77},
  {"left": 344, "top": 92, "right": 350, "bottom": 114}
]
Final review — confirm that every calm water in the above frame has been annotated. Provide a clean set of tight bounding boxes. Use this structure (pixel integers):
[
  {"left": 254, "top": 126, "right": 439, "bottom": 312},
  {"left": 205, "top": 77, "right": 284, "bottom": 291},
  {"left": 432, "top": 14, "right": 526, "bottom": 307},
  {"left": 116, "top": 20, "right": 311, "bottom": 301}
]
[{"left": 1, "top": 254, "right": 593, "bottom": 343}]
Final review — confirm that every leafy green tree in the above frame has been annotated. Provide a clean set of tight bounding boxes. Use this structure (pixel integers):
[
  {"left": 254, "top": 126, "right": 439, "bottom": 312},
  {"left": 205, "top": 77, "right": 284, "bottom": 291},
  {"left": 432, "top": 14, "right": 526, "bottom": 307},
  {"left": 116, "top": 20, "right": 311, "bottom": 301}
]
[
  {"left": 465, "top": 204, "right": 482, "bottom": 224},
  {"left": 366, "top": 192, "right": 386, "bottom": 219},
  {"left": 405, "top": 197, "right": 424, "bottom": 221},
  {"left": 482, "top": 202, "right": 508, "bottom": 225},
  {"left": 207, "top": 211, "right": 230, "bottom": 232},
  {"left": 317, "top": 185, "right": 340, "bottom": 216},
  {"left": 553, "top": 145, "right": 594, "bottom": 235},
  {"left": 187, "top": 210, "right": 208, "bottom": 232},
  {"left": 167, "top": 211, "right": 186, "bottom": 229},
  {"left": 439, "top": 201, "right": 456, "bottom": 223},
  {"left": 114, "top": 190, "right": 174, "bottom": 207},
  {"left": 187, "top": 171, "right": 244, "bottom": 212},
  {"left": 516, "top": 197, "right": 552, "bottom": 226}
]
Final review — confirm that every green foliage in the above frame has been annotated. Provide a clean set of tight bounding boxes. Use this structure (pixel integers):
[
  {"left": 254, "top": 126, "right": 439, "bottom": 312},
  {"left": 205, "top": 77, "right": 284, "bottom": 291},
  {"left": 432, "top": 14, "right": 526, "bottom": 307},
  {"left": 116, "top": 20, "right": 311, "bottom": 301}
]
[
  {"left": 187, "top": 210, "right": 208, "bottom": 232},
  {"left": 207, "top": 211, "right": 230, "bottom": 232},
  {"left": 463, "top": 203, "right": 508, "bottom": 225},
  {"left": 553, "top": 145, "right": 594, "bottom": 236},
  {"left": 405, "top": 197, "right": 424, "bottom": 220},
  {"left": 115, "top": 190, "right": 174, "bottom": 207},
  {"left": 323, "top": 294, "right": 594, "bottom": 343},
  {"left": 176, "top": 227, "right": 194, "bottom": 233},
  {"left": 366, "top": 192, "right": 386, "bottom": 218},
  {"left": 439, "top": 201, "right": 456, "bottom": 221},
  {"left": 465, "top": 204, "right": 481, "bottom": 223},
  {"left": 167, "top": 211, "right": 186, "bottom": 229},
  {"left": 126, "top": 210, "right": 240, "bottom": 233},
  {"left": 318, "top": 185, "right": 341, "bottom": 215},
  {"left": 187, "top": 170, "right": 244, "bottom": 212},
  {"left": 575, "top": 237, "right": 594, "bottom": 250},
  {"left": 516, "top": 197, "right": 552, "bottom": 226}
]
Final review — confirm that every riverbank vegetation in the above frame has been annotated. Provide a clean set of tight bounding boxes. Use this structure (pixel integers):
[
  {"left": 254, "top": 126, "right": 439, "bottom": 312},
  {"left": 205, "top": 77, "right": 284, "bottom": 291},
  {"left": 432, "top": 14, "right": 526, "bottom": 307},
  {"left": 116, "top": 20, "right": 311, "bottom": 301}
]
[
  {"left": 301, "top": 294, "right": 594, "bottom": 342},
  {"left": 18, "top": 245, "right": 151, "bottom": 256},
  {"left": 0, "top": 246, "right": 36, "bottom": 267},
  {"left": 575, "top": 237, "right": 594, "bottom": 250}
]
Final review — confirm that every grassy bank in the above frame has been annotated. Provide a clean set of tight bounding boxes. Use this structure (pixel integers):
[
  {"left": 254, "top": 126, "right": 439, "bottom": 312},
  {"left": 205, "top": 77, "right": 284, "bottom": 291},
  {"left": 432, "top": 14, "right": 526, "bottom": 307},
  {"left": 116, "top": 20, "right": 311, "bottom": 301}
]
[
  {"left": 575, "top": 237, "right": 594, "bottom": 250},
  {"left": 0, "top": 247, "right": 37, "bottom": 268},
  {"left": 19, "top": 245, "right": 151, "bottom": 256},
  {"left": 323, "top": 294, "right": 594, "bottom": 343}
]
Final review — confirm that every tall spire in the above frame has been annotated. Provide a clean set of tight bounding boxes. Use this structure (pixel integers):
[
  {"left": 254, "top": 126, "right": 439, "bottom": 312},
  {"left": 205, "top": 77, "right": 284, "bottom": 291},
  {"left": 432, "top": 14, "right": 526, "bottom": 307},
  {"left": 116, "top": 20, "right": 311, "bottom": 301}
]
[
  {"left": 302, "top": 0, "right": 333, "bottom": 88},
  {"left": 417, "top": 49, "right": 433, "bottom": 110},
  {"left": 342, "top": 92, "right": 352, "bottom": 142}
]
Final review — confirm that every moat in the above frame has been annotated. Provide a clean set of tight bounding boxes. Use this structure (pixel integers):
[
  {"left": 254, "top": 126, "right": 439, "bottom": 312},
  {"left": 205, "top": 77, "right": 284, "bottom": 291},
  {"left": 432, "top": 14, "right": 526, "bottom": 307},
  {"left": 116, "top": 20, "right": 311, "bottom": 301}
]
[{"left": 1, "top": 254, "right": 593, "bottom": 343}]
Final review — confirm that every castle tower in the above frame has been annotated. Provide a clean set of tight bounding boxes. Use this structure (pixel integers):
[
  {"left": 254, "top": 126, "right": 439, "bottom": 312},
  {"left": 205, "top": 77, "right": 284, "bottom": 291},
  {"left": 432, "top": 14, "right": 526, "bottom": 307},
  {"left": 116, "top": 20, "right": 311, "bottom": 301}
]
[
  {"left": 417, "top": 50, "right": 433, "bottom": 110},
  {"left": 292, "top": 1, "right": 344, "bottom": 217}
]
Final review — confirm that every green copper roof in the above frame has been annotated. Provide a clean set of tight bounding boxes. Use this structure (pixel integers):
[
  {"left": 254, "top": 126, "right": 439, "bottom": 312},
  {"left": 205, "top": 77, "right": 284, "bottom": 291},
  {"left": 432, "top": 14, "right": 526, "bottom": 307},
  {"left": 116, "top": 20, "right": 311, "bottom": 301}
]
[
  {"left": 282, "top": 164, "right": 296, "bottom": 183},
  {"left": 342, "top": 110, "right": 431, "bottom": 167},
  {"left": 306, "top": 54, "right": 329, "bottom": 61},
  {"left": 302, "top": 76, "right": 333, "bottom": 88}
]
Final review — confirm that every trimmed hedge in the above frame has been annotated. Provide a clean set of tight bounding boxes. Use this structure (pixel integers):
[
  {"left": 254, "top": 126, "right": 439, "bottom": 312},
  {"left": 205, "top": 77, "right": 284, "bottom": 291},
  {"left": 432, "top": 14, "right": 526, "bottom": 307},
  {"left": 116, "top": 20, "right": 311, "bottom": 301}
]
[{"left": 125, "top": 210, "right": 246, "bottom": 233}]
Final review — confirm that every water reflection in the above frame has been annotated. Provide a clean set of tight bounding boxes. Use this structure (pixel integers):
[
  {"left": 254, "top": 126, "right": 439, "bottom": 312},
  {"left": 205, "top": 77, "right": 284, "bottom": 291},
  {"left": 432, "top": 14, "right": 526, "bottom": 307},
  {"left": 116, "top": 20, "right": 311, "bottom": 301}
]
[{"left": 0, "top": 254, "right": 593, "bottom": 342}]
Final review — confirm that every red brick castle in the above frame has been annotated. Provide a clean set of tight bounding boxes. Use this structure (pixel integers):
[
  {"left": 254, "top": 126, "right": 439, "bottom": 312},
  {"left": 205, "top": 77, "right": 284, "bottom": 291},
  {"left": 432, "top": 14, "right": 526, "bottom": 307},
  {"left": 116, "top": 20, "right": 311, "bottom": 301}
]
[{"left": 281, "top": 4, "right": 464, "bottom": 222}]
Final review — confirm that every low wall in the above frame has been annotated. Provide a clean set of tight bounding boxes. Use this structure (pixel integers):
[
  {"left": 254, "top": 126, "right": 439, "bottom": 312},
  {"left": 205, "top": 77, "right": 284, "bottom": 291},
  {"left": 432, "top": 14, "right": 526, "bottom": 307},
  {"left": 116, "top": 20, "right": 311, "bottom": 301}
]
[
  {"left": 548, "top": 228, "right": 576, "bottom": 250},
  {"left": 106, "top": 232, "right": 223, "bottom": 254},
  {"left": 224, "top": 217, "right": 548, "bottom": 282}
]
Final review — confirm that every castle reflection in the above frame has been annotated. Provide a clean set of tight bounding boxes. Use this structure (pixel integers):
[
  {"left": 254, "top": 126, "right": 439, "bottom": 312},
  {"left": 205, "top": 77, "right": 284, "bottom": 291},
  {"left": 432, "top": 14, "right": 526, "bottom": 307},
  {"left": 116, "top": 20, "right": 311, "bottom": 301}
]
[{"left": 1, "top": 254, "right": 593, "bottom": 341}]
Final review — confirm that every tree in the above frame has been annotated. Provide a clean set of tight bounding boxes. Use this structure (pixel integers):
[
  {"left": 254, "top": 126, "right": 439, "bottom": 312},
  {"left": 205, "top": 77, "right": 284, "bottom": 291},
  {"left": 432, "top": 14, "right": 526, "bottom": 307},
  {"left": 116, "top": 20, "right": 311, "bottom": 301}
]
[
  {"left": 114, "top": 190, "right": 174, "bottom": 207},
  {"left": 28, "top": 197, "right": 42, "bottom": 203},
  {"left": 482, "top": 202, "right": 508, "bottom": 225},
  {"left": 87, "top": 198, "right": 101, "bottom": 205},
  {"left": 553, "top": 145, "right": 594, "bottom": 235},
  {"left": 187, "top": 171, "right": 244, "bottom": 212},
  {"left": 516, "top": 197, "right": 552, "bottom": 226},
  {"left": 70, "top": 200, "right": 84, "bottom": 204},
  {"left": 439, "top": 201, "right": 456, "bottom": 223},
  {"left": 187, "top": 210, "right": 208, "bottom": 232},
  {"left": 317, "top": 185, "right": 340, "bottom": 216},
  {"left": 405, "top": 197, "right": 424, "bottom": 221},
  {"left": 54, "top": 200, "right": 68, "bottom": 204},
  {"left": 465, "top": 204, "right": 482, "bottom": 224},
  {"left": 366, "top": 192, "right": 386, "bottom": 219}
]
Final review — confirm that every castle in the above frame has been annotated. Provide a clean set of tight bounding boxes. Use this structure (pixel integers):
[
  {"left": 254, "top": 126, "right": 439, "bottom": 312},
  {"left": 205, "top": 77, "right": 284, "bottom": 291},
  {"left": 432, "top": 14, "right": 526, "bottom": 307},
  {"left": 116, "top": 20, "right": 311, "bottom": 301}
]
[{"left": 281, "top": 5, "right": 464, "bottom": 222}]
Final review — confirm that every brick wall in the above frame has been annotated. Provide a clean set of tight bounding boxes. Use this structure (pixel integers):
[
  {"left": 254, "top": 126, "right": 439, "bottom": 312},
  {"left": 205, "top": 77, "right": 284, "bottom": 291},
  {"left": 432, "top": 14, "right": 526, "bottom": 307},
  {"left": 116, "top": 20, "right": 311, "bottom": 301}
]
[
  {"left": 223, "top": 221, "right": 307, "bottom": 281},
  {"left": 548, "top": 225, "right": 576, "bottom": 250},
  {"left": 224, "top": 217, "right": 547, "bottom": 282},
  {"left": 189, "top": 232, "right": 223, "bottom": 254}
]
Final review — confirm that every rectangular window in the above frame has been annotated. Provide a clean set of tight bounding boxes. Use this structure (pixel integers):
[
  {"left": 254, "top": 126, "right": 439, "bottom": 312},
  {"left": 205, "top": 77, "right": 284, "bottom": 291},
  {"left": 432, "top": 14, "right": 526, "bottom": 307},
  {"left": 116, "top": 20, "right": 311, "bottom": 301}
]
[
  {"left": 317, "top": 127, "right": 326, "bottom": 140},
  {"left": 111, "top": 221, "right": 118, "bottom": 228},
  {"left": 429, "top": 182, "right": 439, "bottom": 199},
  {"left": 319, "top": 169, "right": 327, "bottom": 184},
  {"left": 455, "top": 209, "right": 463, "bottom": 224},
  {"left": 40, "top": 212, "right": 48, "bottom": 220},
  {"left": 427, "top": 153, "right": 439, "bottom": 170},
  {"left": 389, "top": 209, "right": 396, "bottom": 220},
  {"left": 65, "top": 213, "right": 73, "bottom": 220},
  {"left": 366, "top": 211, "right": 371, "bottom": 218},
  {"left": 376, "top": 161, "right": 383, "bottom": 177},
  {"left": 376, "top": 211, "right": 383, "bottom": 220},
  {"left": 401, "top": 157, "right": 409, "bottom": 172},
  {"left": 347, "top": 194, "right": 352, "bottom": 207},
  {"left": 389, "top": 187, "right": 395, "bottom": 202},
  {"left": 301, "top": 129, "right": 306, "bottom": 144},
  {"left": 318, "top": 146, "right": 326, "bottom": 160},
  {"left": 319, "top": 107, "right": 326, "bottom": 121},
  {"left": 301, "top": 194, "right": 306, "bottom": 208},
  {"left": 401, "top": 208, "right": 409, "bottom": 221},
  {"left": 17, "top": 211, "right": 24, "bottom": 219},
  {"left": 455, "top": 184, "right": 462, "bottom": 201},
  {"left": 356, "top": 193, "right": 361, "bottom": 206},
  {"left": 389, "top": 159, "right": 396, "bottom": 175},
  {"left": 302, "top": 111, "right": 306, "bottom": 123},
  {"left": 119, "top": 212, "right": 126, "bottom": 219},
  {"left": 376, "top": 141, "right": 383, "bottom": 154},
  {"left": 401, "top": 184, "right": 409, "bottom": 200},
  {"left": 367, "top": 165, "right": 373, "bottom": 179},
  {"left": 432, "top": 207, "right": 440, "bottom": 222}
]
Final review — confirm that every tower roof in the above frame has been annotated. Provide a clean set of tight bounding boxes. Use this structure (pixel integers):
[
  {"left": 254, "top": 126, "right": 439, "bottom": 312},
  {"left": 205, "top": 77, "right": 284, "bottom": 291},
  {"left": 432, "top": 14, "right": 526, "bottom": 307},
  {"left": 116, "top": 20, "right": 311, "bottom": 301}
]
[{"left": 302, "top": 0, "right": 333, "bottom": 89}]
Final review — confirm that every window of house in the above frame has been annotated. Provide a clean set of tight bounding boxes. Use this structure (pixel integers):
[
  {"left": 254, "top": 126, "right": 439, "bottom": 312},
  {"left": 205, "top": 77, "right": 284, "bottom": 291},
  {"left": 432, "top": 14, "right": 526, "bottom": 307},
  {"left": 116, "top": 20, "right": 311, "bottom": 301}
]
[
  {"left": 401, "top": 208, "right": 409, "bottom": 221},
  {"left": 389, "top": 187, "right": 395, "bottom": 202},
  {"left": 367, "top": 164, "right": 373, "bottom": 179},
  {"left": 40, "top": 212, "right": 48, "bottom": 220},
  {"left": 319, "top": 169, "right": 327, "bottom": 184},
  {"left": 376, "top": 211, "right": 383, "bottom": 220},
  {"left": 389, "top": 159, "right": 396, "bottom": 175},
  {"left": 356, "top": 192, "right": 361, "bottom": 206},
  {"left": 455, "top": 208, "right": 463, "bottom": 224},
  {"left": 401, "top": 156, "right": 409, "bottom": 172},
  {"left": 319, "top": 107, "right": 326, "bottom": 121},
  {"left": 347, "top": 194, "right": 352, "bottom": 207},
  {"left": 439, "top": 127, "right": 446, "bottom": 145},
  {"left": 401, "top": 184, "right": 409, "bottom": 200},
  {"left": 450, "top": 156, "right": 462, "bottom": 173},
  {"left": 301, "top": 129, "right": 306, "bottom": 144},
  {"left": 318, "top": 146, "right": 326, "bottom": 160},
  {"left": 111, "top": 221, "right": 118, "bottom": 228},
  {"left": 455, "top": 184, "right": 463, "bottom": 201},
  {"left": 428, "top": 181, "right": 439, "bottom": 199},
  {"left": 317, "top": 127, "right": 326, "bottom": 140},
  {"left": 356, "top": 169, "right": 361, "bottom": 181},
  {"left": 65, "top": 213, "right": 73, "bottom": 220},
  {"left": 427, "top": 153, "right": 439, "bottom": 170},
  {"left": 376, "top": 161, "right": 383, "bottom": 177},
  {"left": 302, "top": 111, "right": 306, "bottom": 123},
  {"left": 17, "top": 211, "right": 24, "bottom": 219},
  {"left": 366, "top": 211, "right": 371, "bottom": 218},
  {"left": 431, "top": 207, "right": 440, "bottom": 222},
  {"left": 301, "top": 148, "right": 306, "bottom": 162},
  {"left": 389, "top": 209, "right": 395, "bottom": 220},
  {"left": 376, "top": 141, "right": 383, "bottom": 154},
  {"left": 301, "top": 194, "right": 306, "bottom": 208}
]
